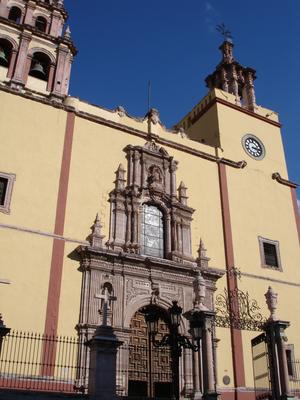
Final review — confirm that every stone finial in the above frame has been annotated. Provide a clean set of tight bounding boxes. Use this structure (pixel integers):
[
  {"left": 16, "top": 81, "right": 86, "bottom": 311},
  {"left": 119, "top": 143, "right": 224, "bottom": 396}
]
[
  {"left": 147, "top": 108, "right": 160, "bottom": 125},
  {"left": 64, "top": 26, "right": 71, "bottom": 40},
  {"left": 178, "top": 127, "right": 187, "bottom": 138},
  {"left": 57, "top": 0, "right": 64, "bottom": 7},
  {"left": 178, "top": 181, "right": 188, "bottom": 205},
  {"left": 196, "top": 239, "right": 210, "bottom": 268},
  {"left": 265, "top": 286, "right": 278, "bottom": 321},
  {"left": 220, "top": 39, "right": 234, "bottom": 64},
  {"left": 114, "top": 164, "right": 126, "bottom": 190},
  {"left": 193, "top": 271, "right": 208, "bottom": 310},
  {"left": 115, "top": 106, "right": 126, "bottom": 117},
  {"left": 89, "top": 214, "right": 105, "bottom": 248}
]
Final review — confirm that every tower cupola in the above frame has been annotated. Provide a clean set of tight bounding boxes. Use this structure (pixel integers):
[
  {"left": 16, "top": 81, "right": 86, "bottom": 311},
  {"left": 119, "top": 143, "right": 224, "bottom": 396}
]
[
  {"left": 0, "top": 0, "right": 77, "bottom": 101},
  {"left": 205, "top": 38, "right": 257, "bottom": 112}
]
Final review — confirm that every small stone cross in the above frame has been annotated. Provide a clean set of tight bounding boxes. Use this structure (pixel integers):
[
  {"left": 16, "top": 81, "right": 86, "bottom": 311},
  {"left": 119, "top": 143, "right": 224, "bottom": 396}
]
[{"left": 95, "top": 287, "right": 117, "bottom": 327}]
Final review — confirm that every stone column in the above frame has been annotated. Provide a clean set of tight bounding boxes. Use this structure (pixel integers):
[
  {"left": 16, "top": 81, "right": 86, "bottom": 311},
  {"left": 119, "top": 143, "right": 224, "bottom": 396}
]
[
  {"left": 264, "top": 320, "right": 294, "bottom": 400},
  {"left": 242, "top": 71, "right": 256, "bottom": 112},
  {"left": 132, "top": 151, "right": 140, "bottom": 191},
  {"left": 170, "top": 161, "right": 177, "bottom": 200},
  {"left": 87, "top": 325, "right": 123, "bottom": 400},
  {"left": 264, "top": 287, "right": 295, "bottom": 400},
  {"left": 7, "top": 49, "right": 17, "bottom": 79},
  {"left": 192, "top": 349, "right": 202, "bottom": 399},
  {"left": 200, "top": 311, "right": 219, "bottom": 400},
  {"left": 47, "top": 63, "right": 56, "bottom": 92}
]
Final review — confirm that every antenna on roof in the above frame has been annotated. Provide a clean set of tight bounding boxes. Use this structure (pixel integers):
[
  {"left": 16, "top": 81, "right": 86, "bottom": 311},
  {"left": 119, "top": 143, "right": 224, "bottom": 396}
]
[{"left": 147, "top": 80, "right": 151, "bottom": 112}]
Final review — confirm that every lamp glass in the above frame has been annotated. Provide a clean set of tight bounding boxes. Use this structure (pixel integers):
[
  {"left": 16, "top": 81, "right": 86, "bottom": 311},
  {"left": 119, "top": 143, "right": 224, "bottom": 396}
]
[
  {"left": 145, "top": 308, "right": 159, "bottom": 335},
  {"left": 169, "top": 301, "right": 182, "bottom": 327}
]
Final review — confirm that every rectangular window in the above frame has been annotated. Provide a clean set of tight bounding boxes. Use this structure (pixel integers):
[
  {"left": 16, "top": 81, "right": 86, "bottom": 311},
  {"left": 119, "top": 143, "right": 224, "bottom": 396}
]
[
  {"left": 286, "top": 344, "right": 296, "bottom": 379},
  {"left": 0, "top": 177, "right": 8, "bottom": 205},
  {"left": 263, "top": 242, "right": 278, "bottom": 268},
  {"left": 258, "top": 237, "right": 282, "bottom": 271},
  {"left": 0, "top": 172, "right": 16, "bottom": 214}
]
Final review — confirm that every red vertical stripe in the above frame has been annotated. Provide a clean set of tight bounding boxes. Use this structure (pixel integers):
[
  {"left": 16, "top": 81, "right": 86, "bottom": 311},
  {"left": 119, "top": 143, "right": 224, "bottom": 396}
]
[
  {"left": 43, "top": 112, "right": 75, "bottom": 336},
  {"left": 218, "top": 162, "right": 246, "bottom": 395}
]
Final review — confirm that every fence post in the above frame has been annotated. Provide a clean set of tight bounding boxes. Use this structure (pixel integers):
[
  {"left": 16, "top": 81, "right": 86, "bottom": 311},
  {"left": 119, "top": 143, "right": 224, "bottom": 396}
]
[
  {"left": 0, "top": 314, "right": 10, "bottom": 355},
  {"left": 264, "top": 287, "right": 295, "bottom": 400},
  {"left": 87, "top": 325, "right": 123, "bottom": 400}
]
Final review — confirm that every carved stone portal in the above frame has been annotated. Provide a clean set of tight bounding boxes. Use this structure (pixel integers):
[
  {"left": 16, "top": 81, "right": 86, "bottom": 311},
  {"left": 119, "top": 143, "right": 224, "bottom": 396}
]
[{"left": 75, "top": 140, "right": 224, "bottom": 397}]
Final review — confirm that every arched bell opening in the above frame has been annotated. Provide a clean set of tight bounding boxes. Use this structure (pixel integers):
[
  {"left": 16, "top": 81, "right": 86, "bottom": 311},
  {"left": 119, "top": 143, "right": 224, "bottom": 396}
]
[
  {"left": 8, "top": 6, "right": 22, "bottom": 23},
  {"left": 29, "top": 52, "right": 51, "bottom": 82},
  {"left": 0, "top": 39, "right": 12, "bottom": 69},
  {"left": 124, "top": 306, "right": 173, "bottom": 399},
  {"left": 35, "top": 16, "right": 48, "bottom": 33}
]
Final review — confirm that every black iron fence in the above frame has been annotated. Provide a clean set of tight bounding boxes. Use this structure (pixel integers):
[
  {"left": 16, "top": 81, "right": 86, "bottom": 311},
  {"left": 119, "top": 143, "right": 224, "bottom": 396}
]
[{"left": 0, "top": 330, "right": 88, "bottom": 394}]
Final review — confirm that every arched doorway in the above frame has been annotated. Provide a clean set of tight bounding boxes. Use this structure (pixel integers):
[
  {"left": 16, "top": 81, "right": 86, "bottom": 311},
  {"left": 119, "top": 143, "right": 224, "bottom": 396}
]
[{"left": 128, "top": 307, "right": 173, "bottom": 398}]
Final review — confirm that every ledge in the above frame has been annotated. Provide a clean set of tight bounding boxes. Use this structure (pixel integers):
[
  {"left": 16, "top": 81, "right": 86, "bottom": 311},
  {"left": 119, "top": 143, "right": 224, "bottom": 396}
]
[
  {"left": 272, "top": 172, "right": 298, "bottom": 188},
  {"left": 0, "top": 85, "right": 247, "bottom": 169}
]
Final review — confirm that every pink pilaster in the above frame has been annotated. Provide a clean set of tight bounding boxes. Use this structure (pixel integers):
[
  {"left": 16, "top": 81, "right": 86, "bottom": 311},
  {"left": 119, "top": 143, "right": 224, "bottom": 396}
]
[
  {"left": 24, "top": 1, "right": 35, "bottom": 25},
  {"left": 50, "top": 10, "right": 63, "bottom": 37},
  {"left": 23, "top": 55, "right": 32, "bottom": 85},
  {"left": 0, "top": 0, "right": 8, "bottom": 18},
  {"left": 52, "top": 44, "right": 70, "bottom": 97},
  {"left": 11, "top": 31, "right": 31, "bottom": 86},
  {"left": 62, "top": 54, "right": 72, "bottom": 95}
]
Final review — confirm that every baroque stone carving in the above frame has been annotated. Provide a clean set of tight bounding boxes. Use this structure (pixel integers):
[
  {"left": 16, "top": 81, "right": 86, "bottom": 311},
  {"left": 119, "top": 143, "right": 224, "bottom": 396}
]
[
  {"left": 106, "top": 140, "right": 195, "bottom": 264},
  {"left": 126, "top": 278, "right": 151, "bottom": 305}
]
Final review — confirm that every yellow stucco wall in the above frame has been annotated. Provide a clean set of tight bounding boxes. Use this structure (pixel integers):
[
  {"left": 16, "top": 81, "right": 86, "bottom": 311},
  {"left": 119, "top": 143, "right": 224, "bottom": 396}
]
[
  {"left": 0, "top": 87, "right": 299, "bottom": 391},
  {"left": 0, "top": 228, "right": 52, "bottom": 332},
  {"left": 0, "top": 91, "right": 66, "bottom": 232}
]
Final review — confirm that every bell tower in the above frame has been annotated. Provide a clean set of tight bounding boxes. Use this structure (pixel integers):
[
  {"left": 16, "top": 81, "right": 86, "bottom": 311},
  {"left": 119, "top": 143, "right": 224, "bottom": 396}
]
[
  {"left": 0, "top": 0, "right": 77, "bottom": 101},
  {"left": 205, "top": 38, "right": 257, "bottom": 112}
]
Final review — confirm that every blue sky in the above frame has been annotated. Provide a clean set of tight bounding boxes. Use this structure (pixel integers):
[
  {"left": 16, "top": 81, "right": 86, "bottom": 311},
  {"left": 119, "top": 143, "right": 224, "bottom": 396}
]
[{"left": 65, "top": 0, "right": 300, "bottom": 201}]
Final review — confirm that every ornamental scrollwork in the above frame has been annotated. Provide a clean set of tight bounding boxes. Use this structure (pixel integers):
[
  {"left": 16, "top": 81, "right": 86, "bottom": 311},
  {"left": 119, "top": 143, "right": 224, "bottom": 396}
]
[{"left": 215, "top": 288, "right": 266, "bottom": 331}]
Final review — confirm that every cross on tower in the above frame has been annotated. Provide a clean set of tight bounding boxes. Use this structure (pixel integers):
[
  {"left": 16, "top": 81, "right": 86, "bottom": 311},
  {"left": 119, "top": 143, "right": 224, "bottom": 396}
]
[{"left": 95, "top": 287, "right": 117, "bottom": 327}]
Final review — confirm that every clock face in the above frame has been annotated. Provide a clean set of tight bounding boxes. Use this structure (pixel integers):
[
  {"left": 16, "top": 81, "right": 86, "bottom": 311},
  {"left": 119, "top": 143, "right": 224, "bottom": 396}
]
[{"left": 242, "top": 134, "right": 265, "bottom": 160}]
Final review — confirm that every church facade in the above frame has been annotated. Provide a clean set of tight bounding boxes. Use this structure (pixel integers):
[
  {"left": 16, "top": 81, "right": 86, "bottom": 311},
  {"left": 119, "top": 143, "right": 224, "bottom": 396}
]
[{"left": 0, "top": 1, "right": 299, "bottom": 399}]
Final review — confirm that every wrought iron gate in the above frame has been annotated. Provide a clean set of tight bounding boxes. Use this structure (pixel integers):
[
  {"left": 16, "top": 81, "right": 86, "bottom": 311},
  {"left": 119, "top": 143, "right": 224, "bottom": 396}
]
[
  {"left": 117, "top": 311, "right": 173, "bottom": 399},
  {"left": 251, "top": 333, "right": 272, "bottom": 400}
]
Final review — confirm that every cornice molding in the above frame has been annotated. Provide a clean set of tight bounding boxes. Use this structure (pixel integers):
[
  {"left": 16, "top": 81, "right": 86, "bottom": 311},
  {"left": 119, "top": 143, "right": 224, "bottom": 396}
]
[
  {"left": 0, "top": 85, "right": 247, "bottom": 169},
  {"left": 188, "top": 96, "right": 281, "bottom": 128},
  {"left": 272, "top": 172, "right": 298, "bottom": 188}
]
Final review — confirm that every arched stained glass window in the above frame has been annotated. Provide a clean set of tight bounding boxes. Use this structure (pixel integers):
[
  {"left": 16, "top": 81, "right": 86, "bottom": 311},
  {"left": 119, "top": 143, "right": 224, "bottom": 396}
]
[{"left": 141, "top": 204, "right": 164, "bottom": 258}]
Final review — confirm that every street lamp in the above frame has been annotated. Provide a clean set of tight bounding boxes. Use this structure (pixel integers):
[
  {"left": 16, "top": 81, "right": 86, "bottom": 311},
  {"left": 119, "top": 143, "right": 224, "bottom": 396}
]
[{"left": 143, "top": 301, "right": 203, "bottom": 400}]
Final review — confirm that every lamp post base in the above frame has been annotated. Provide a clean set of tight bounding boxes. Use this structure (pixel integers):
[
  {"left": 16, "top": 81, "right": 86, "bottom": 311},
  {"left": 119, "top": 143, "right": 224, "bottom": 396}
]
[{"left": 202, "top": 391, "right": 220, "bottom": 400}]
